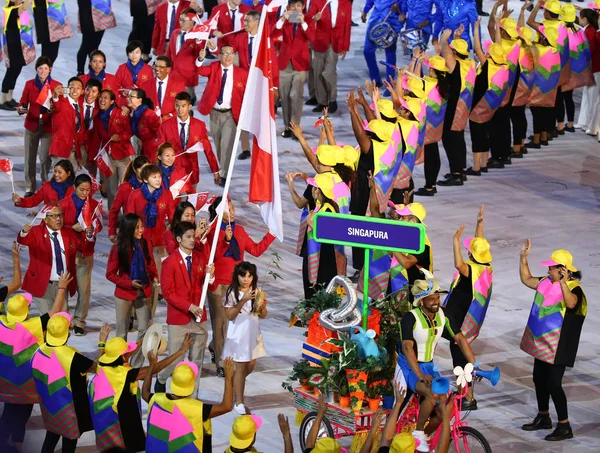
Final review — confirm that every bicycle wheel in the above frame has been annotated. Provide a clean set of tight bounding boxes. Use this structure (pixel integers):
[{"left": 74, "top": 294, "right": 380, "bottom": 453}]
[
  {"left": 449, "top": 426, "right": 492, "bottom": 453},
  {"left": 298, "top": 412, "right": 335, "bottom": 450}
]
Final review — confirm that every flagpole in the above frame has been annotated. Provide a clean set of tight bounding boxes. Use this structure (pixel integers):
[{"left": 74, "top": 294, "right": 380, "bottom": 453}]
[
  {"left": 9, "top": 160, "right": 15, "bottom": 194},
  {"left": 199, "top": 4, "right": 272, "bottom": 311}
]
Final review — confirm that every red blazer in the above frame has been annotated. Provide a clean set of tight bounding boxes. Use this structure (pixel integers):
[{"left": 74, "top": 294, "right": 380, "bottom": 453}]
[
  {"left": 152, "top": 0, "right": 192, "bottom": 55},
  {"left": 307, "top": 0, "right": 352, "bottom": 54},
  {"left": 166, "top": 29, "right": 202, "bottom": 87},
  {"left": 15, "top": 181, "right": 74, "bottom": 209},
  {"left": 93, "top": 106, "right": 135, "bottom": 160},
  {"left": 585, "top": 26, "right": 600, "bottom": 73},
  {"left": 106, "top": 239, "right": 158, "bottom": 300},
  {"left": 49, "top": 96, "right": 84, "bottom": 159},
  {"left": 16, "top": 224, "right": 95, "bottom": 297},
  {"left": 211, "top": 224, "right": 275, "bottom": 289},
  {"left": 163, "top": 228, "right": 209, "bottom": 255},
  {"left": 229, "top": 31, "right": 280, "bottom": 88},
  {"left": 160, "top": 164, "right": 190, "bottom": 190},
  {"left": 161, "top": 249, "right": 209, "bottom": 324},
  {"left": 158, "top": 116, "right": 219, "bottom": 185},
  {"left": 133, "top": 107, "right": 161, "bottom": 162},
  {"left": 115, "top": 63, "right": 154, "bottom": 106},
  {"left": 125, "top": 187, "right": 175, "bottom": 247},
  {"left": 58, "top": 195, "right": 102, "bottom": 257},
  {"left": 79, "top": 73, "right": 120, "bottom": 94},
  {"left": 272, "top": 18, "right": 315, "bottom": 72},
  {"left": 19, "top": 78, "right": 62, "bottom": 133},
  {"left": 208, "top": 2, "right": 251, "bottom": 37},
  {"left": 140, "top": 75, "right": 186, "bottom": 121},
  {"left": 108, "top": 180, "right": 138, "bottom": 237},
  {"left": 197, "top": 62, "right": 247, "bottom": 123}
]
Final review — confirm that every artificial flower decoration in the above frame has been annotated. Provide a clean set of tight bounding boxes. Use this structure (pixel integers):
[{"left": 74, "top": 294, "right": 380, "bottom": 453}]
[{"left": 454, "top": 363, "right": 474, "bottom": 387}]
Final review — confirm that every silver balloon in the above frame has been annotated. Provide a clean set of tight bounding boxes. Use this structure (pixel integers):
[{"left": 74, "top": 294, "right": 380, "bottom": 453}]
[{"left": 319, "top": 276, "right": 362, "bottom": 331}]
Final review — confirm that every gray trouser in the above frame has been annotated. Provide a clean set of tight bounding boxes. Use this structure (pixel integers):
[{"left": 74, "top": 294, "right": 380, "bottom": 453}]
[
  {"left": 24, "top": 125, "right": 51, "bottom": 193},
  {"left": 51, "top": 151, "right": 78, "bottom": 173},
  {"left": 207, "top": 284, "right": 229, "bottom": 368},
  {"left": 106, "top": 155, "right": 134, "bottom": 208},
  {"left": 73, "top": 252, "right": 93, "bottom": 328},
  {"left": 33, "top": 280, "right": 67, "bottom": 316},
  {"left": 312, "top": 45, "right": 339, "bottom": 106},
  {"left": 115, "top": 295, "right": 151, "bottom": 368},
  {"left": 209, "top": 109, "right": 236, "bottom": 178},
  {"left": 308, "top": 49, "right": 316, "bottom": 99},
  {"left": 280, "top": 63, "right": 307, "bottom": 128},
  {"left": 157, "top": 320, "right": 208, "bottom": 398}
]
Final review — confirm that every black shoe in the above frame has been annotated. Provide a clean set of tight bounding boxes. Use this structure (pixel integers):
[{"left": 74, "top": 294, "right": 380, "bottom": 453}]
[
  {"left": 7, "top": 99, "right": 18, "bottom": 108},
  {"left": 487, "top": 159, "right": 505, "bottom": 169},
  {"left": 328, "top": 101, "right": 338, "bottom": 114},
  {"left": 545, "top": 423, "right": 573, "bottom": 441},
  {"left": 216, "top": 366, "right": 225, "bottom": 378},
  {"left": 557, "top": 128, "right": 565, "bottom": 135},
  {"left": 349, "top": 270, "right": 361, "bottom": 283},
  {"left": 520, "top": 147, "right": 528, "bottom": 154},
  {"left": 0, "top": 102, "right": 16, "bottom": 111},
  {"left": 525, "top": 141, "right": 541, "bottom": 149},
  {"left": 306, "top": 97, "right": 318, "bottom": 106},
  {"left": 219, "top": 178, "right": 226, "bottom": 187},
  {"left": 238, "top": 150, "right": 251, "bottom": 160},
  {"left": 100, "top": 190, "right": 107, "bottom": 198},
  {"left": 480, "top": 167, "right": 488, "bottom": 173},
  {"left": 444, "top": 172, "right": 467, "bottom": 181},
  {"left": 502, "top": 157, "right": 512, "bottom": 165},
  {"left": 24, "top": 191, "right": 34, "bottom": 198},
  {"left": 565, "top": 126, "right": 576, "bottom": 133},
  {"left": 522, "top": 413, "right": 552, "bottom": 431},
  {"left": 511, "top": 152, "right": 524, "bottom": 158},
  {"left": 208, "top": 345, "right": 216, "bottom": 364},
  {"left": 312, "top": 104, "right": 326, "bottom": 113},
  {"left": 437, "top": 174, "right": 463, "bottom": 186},
  {"left": 74, "top": 326, "right": 85, "bottom": 336},
  {"left": 281, "top": 129, "right": 292, "bottom": 138},
  {"left": 465, "top": 167, "right": 481, "bottom": 176},
  {"left": 351, "top": 20, "right": 359, "bottom": 27},
  {"left": 461, "top": 399, "right": 478, "bottom": 411},
  {"left": 478, "top": 10, "right": 490, "bottom": 16},
  {"left": 154, "top": 380, "right": 167, "bottom": 393},
  {"left": 541, "top": 140, "right": 549, "bottom": 146},
  {"left": 414, "top": 186, "right": 437, "bottom": 196},
  {"left": 128, "top": 316, "right": 135, "bottom": 332},
  {"left": 551, "top": 129, "right": 558, "bottom": 138}
]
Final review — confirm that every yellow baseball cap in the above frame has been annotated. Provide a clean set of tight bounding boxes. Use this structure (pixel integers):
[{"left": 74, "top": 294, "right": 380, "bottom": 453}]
[
  {"left": 560, "top": 4, "right": 576, "bottom": 23},
  {"left": 463, "top": 237, "right": 492, "bottom": 264},
  {"left": 424, "top": 55, "right": 450, "bottom": 73},
  {"left": 312, "top": 437, "right": 346, "bottom": 453},
  {"left": 46, "top": 312, "right": 71, "bottom": 346},
  {"left": 388, "top": 201, "right": 427, "bottom": 224},
  {"left": 541, "top": 249, "right": 578, "bottom": 272},
  {"left": 518, "top": 26, "right": 533, "bottom": 46},
  {"left": 399, "top": 96, "right": 424, "bottom": 121},
  {"left": 171, "top": 361, "right": 199, "bottom": 397},
  {"left": 450, "top": 38, "right": 469, "bottom": 56},
  {"left": 99, "top": 337, "right": 137, "bottom": 364},
  {"left": 5, "top": 294, "right": 31, "bottom": 324},
  {"left": 488, "top": 43, "right": 506, "bottom": 65},
  {"left": 307, "top": 172, "right": 346, "bottom": 201},
  {"left": 390, "top": 432, "right": 417, "bottom": 453},
  {"left": 500, "top": 18, "right": 519, "bottom": 39},
  {"left": 377, "top": 99, "right": 398, "bottom": 119},
  {"left": 229, "top": 415, "right": 263, "bottom": 450},
  {"left": 544, "top": 0, "right": 561, "bottom": 15}
]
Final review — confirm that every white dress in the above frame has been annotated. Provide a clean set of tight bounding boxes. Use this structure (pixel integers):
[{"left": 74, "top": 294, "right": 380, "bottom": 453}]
[{"left": 221, "top": 290, "right": 266, "bottom": 362}]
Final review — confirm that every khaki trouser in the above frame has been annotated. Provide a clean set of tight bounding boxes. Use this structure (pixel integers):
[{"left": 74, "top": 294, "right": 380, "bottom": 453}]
[
  {"left": 24, "top": 125, "right": 51, "bottom": 193},
  {"left": 207, "top": 284, "right": 229, "bottom": 368},
  {"left": 209, "top": 109, "right": 236, "bottom": 178},
  {"left": 115, "top": 295, "right": 151, "bottom": 368},
  {"left": 106, "top": 155, "right": 134, "bottom": 208},
  {"left": 157, "top": 320, "right": 208, "bottom": 398},
  {"left": 312, "top": 45, "right": 339, "bottom": 106},
  {"left": 280, "top": 63, "right": 307, "bottom": 128},
  {"left": 151, "top": 246, "right": 166, "bottom": 317},
  {"left": 131, "top": 135, "right": 143, "bottom": 155},
  {"left": 73, "top": 252, "right": 93, "bottom": 328},
  {"left": 308, "top": 48, "right": 316, "bottom": 99},
  {"left": 33, "top": 280, "right": 67, "bottom": 316},
  {"left": 81, "top": 144, "right": 98, "bottom": 179}
]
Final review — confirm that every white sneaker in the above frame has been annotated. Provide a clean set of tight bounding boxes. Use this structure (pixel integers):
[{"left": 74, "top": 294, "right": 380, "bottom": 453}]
[
  {"left": 234, "top": 404, "right": 247, "bottom": 415},
  {"left": 413, "top": 430, "right": 430, "bottom": 452}
]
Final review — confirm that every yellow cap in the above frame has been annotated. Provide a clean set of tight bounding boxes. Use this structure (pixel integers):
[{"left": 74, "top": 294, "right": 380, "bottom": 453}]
[
  {"left": 463, "top": 237, "right": 492, "bottom": 263},
  {"left": 450, "top": 38, "right": 469, "bottom": 56},
  {"left": 307, "top": 172, "right": 345, "bottom": 201},
  {"left": 390, "top": 432, "right": 417, "bottom": 453},
  {"left": 390, "top": 202, "right": 427, "bottom": 223},
  {"left": 316, "top": 145, "right": 360, "bottom": 170},
  {"left": 171, "top": 361, "right": 199, "bottom": 397},
  {"left": 541, "top": 249, "right": 578, "bottom": 272},
  {"left": 312, "top": 437, "right": 342, "bottom": 453},
  {"left": 500, "top": 18, "right": 519, "bottom": 39},
  {"left": 99, "top": 337, "right": 137, "bottom": 364},
  {"left": 399, "top": 97, "right": 424, "bottom": 120},
  {"left": 518, "top": 26, "right": 533, "bottom": 46},
  {"left": 488, "top": 43, "right": 506, "bottom": 65},
  {"left": 5, "top": 294, "right": 30, "bottom": 324},
  {"left": 368, "top": 119, "right": 396, "bottom": 142},
  {"left": 229, "top": 415, "right": 262, "bottom": 450},
  {"left": 561, "top": 4, "right": 576, "bottom": 23},
  {"left": 544, "top": 0, "right": 561, "bottom": 15},
  {"left": 46, "top": 312, "right": 71, "bottom": 347},
  {"left": 377, "top": 99, "right": 398, "bottom": 119},
  {"left": 539, "top": 25, "right": 559, "bottom": 47},
  {"left": 424, "top": 55, "right": 450, "bottom": 73}
]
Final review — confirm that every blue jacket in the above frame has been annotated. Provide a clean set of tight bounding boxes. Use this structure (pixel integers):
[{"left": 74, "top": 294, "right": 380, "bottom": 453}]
[
  {"left": 438, "top": 0, "right": 478, "bottom": 49},
  {"left": 363, "top": 0, "right": 403, "bottom": 33},
  {"left": 399, "top": 0, "right": 443, "bottom": 37}
]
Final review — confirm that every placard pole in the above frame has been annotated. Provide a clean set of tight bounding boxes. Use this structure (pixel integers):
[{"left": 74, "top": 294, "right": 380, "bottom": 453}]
[{"left": 363, "top": 249, "right": 370, "bottom": 330}]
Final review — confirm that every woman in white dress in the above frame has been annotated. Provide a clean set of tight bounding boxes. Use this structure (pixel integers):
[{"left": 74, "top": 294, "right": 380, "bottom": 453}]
[{"left": 222, "top": 261, "right": 268, "bottom": 415}]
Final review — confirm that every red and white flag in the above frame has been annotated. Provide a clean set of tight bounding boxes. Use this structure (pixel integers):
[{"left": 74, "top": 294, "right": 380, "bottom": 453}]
[
  {"left": 31, "top": 204, "right": 55, "bottom": 226},
  {"left": 77, "top": 198, "right": 93, "bottom": 229},
  {"left": 174, "top": 141, "right": 204, "bottom": 158},
  {"left": 76, "top": 167, "right": 101, "bottom": 194},
  {"left": 35, "top": 82, "right": 52, "bottom": 110},
  {"left": 187, "top": 21, "right": 212, "bottom": 41},
  {"left": 186, "top": 191, "right": 216, "bottom": 212},
  {"left": 95, "top": 146, "right": 113, "bottom": 178},
  {"left": 170, "top": 172, "right": 193, "bottom": 198},
  {"left": 0, "top": 158, "right": 12, "bottom": 175},
  {"left": 92, "top": 200, "right": 103, "bottom": 235},
  {"left": 238, "top": 5, "right": 284, "bottom": 241}
]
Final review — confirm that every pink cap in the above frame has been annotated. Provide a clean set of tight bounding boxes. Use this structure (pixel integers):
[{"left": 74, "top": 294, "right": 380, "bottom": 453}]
[
  {"left": 307, "top": 177, "right": 317, "bottom": 187},
  {"left": 125, "top": 342, "right": 137, "bottom": 354},
  {"left": 54, "top": 311, "right": 72, "bottom": 323},
  {"left": 176, "top": 360, "right": 199, "bottom": 378},
  {"left": 540, "top": 259, "right": 559, "bottom": 267},
  {"left": 21, "top": 292, "right": 33, "bottom": 305},
  {"left": 463, "top": 237, "right": 474, "bottom": 251},
  {"left": 250, "top": 414, "right": 263, "bottom": 431}
]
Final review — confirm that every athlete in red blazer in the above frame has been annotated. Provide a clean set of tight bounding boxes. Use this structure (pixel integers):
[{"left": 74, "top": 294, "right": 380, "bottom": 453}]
[
  {"left": 80, "top": 73, "right": 119, "bottom": 93},
  {"left": 163, "top": 227, "right": 210, "bottom": 255},
  {"left": 108, "top": 179, "right": 140, "bottom": 239},
  {"left": 133, "top": 107, "right": 161, "bottom": 162},
  {"left": 115, "top": 63, "right": 154, "bottom": 107},
  {"left": 272, "top": 13, "right": 315, "bottom": 72},
  {"left": 166, "top": 29, "right": 202, "bottom": 88},
  {"left": 106, "top": 238, "right": 158, "bottom": 300},
  {"left": 17, "top": 222, "right": 95, "bottom": 298},
  {"left": 229, "top": 29, "right": 280, "bottom": 88},
  {"left": 209, "top": 0, "right": 252, "bottom": 37},
  {"left": 48, "top": 90, "right": 84, "bottom": 161},
  {"left": 140, "top": 74, "right": 186, "bottom": 121},
  {"left": 197, "top": 60, "right": 248, "bottom": 123},
  {"left": 19, "top": 77, "right": 62, "bottom": 134},
  {"left": 152, "top": 0, "right": 192, "bottom": 56},
  {"left": 126, "top": 188, "right": 175, "bottom": 248},
  {"left": 93, "top": 105, "right": 135, "bottom": 161},
  {"left": 14, "top": 181, "right": 74, "bottom": 209},
  {"left": 59, "top": 194, "right": 101, "bottom": 260},
  {"left": 307, "top": 0, "right": 352, "bottom": 54},
  {"left": 81, "top": 103, "right": 101, "bottom": 166}
]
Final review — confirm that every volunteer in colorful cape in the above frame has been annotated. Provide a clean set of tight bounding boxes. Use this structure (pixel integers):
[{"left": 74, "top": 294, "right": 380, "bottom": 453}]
[
  {"left": 125, "top": 87, "right": 160, "bottom": 159},
  {"left": 468, "top": 19, "right": 510, "bottom": 174},
  {"left": 115, "top": 40, "right": 154, "bottom": 107},
  {"left": 399, "top": 276, "right": 477, "bottom": 450},
  {"left": 206, "top": 198, "right": 275, "bottom": 377},
  {"left": 89, "top": 332, "right": 195, "bottom": 452},
  {"left": 79, "top": 49, "right": 120, "bottom": 93},
  {"left": 437, "top": 0, "right": 478, "bottom": 50},
  {"left": 163, "top": 200, "right": 210, "bottom": 255},
  {"left": 225, "top": 413, "right": 265, "bottom": 453},
  {"left": 93, "top": 88, "right": 136, "bottom": 207},
  {"left": 157, "top": 141, "right": 190, "bottom": 192},
  {"left": 414, "top": 55, "right": 450, "bottom": 197},
  {"left": 436, "top": 28, "right": 476, "bottom": 187},
  {"left": 58, "top": 173, "right": 101, "bottom": 337},
  {"left": 519, "top": 240, "right": 587, "bottom": 442},
  {"left": 17, "top": 56, "right": 60, "bottom": 196},
  {"left": 31, "top": 313, "right": 109, "bottom": 453},
  {"left": 76, "top": 0, "right": 117, "bottom": 75},
  {"left": 0, "top": 0, "right": 35, "bottom": 111},
  {"left": 575, "top": 7, "right": 600, "bottom": 132},
  {"left": 30, "top": 0, "right": 71, "bottom": 64},
  {"left": 143, "top": 356, "right": 235, "bottom": 453},
  {"left": 106, "top": 213, "right": 158, "bottom": 368},
  {"left": 0, "top": 271, "right": 69, "bottom": 453},
  {"left": 12, "top": 158, "right": 74, "bottom": 208},
  {"left": 442, "top": 205, "right": 492, "bottom": 411},
  {"left": 108, "top": 155, "right": 150, "bottom": 242},
  {"left": 524, "top": 26, "right": 561, "bottom": 149}
]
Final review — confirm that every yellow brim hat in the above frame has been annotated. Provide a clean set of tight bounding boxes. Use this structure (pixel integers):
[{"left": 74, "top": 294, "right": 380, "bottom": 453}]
[
  {"left": 500, "top": 18, "right": 519, "bottom": 39},
  {"left": 518, "top": 26, "right": 533, "bottom": 46},
  {"left": 450, "top": 38, "right": 469, "bottom": 56},
  {"left": 377, "top": 99, "right": 398, "bottom": 119},
  {"left": 99, "top": 337, "right": 137, "bottom": 364},
  {"left": 560, "top": 4, "right": 576, "bottom": 23},
  {"left": 424, "top": 55, "right": 450, "bottom": 73},
  {"left": 368, "top": 119, "right": 395, "bottom": 142},
  {"left": 539, "top": 25, "right": 558, "bottom": 48},
  {"left": 404, "top": 76, "right": 426, "bottom": 100},
  {"left": 390, "top": 432, "right": 417, "bottom": 453},
  {"left": 488, "top": 43, "right": 506, "bottom": 65},
  {"left": 544, "top": 0, "right": 561, "bottom": 15}
]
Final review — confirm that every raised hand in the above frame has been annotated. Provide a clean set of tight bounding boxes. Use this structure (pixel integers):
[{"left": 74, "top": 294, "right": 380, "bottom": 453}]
[
  {"left": 289, "top": 121, "right": 303, "bottom": 139},
  {"left": 477, "top": 204, "right": 484, "bottom": 223},
  {"left": 223, "top": 356, "right": 234, "bottom": 378},
  {"left": 99, "top": 322, "right": 112, "bottom": 343},
  {"left": 58, "top": 271, "right": 73, "bottom": 290},
  {"left": 278, "top": 413, "right": 291, "bottom": 435},
  {"left": 454, "top": 224, "right": 466, "bottom": 241},
  {"left": 520, "top": 238, "right": 531, "bottom": 258}
]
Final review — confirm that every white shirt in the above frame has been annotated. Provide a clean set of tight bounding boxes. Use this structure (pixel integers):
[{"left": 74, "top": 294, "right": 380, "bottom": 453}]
[
  {"left": 217, "top": 64, "right": 234, "bottom": 109},
  {"left": 179, "top": 248, "right": 193, "bottom": 266},
  {"left": 83, "top": 102, "right": 95, "bottom": 130},
  {"left": 329, "top": 0, "right": 338, "bottom": 28},
  {"left": 177, "top": 115, "right": 191, "bottom": 145},
  {"left": 224, "top": 290, "right": 253, "bottom": 314},
  {"left": 166, "top": 1, "right": 180, "bottom": 40},
  {"left": 248, "top": 32, "right": 258, "bottom": 61},
  {"left": 228, "top": 5, "right": 242, "bottom": 32},
  {"left": 47, "top": 226, "right": 66, "bottom": 282},
  {"left": 156, "top": 75, "right": 169, "bottom": 108}
]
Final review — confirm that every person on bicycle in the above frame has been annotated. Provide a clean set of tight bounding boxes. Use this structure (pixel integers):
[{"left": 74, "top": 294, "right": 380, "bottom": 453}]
[{"left": 398, "top": 275, "right": 476, "bottom": 452}]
